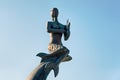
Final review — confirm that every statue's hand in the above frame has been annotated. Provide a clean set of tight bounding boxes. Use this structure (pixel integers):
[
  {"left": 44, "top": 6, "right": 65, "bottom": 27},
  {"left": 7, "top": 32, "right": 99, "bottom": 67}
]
[
  {"left": 64, "top": 19, "right": 70, "bottom": 41},
  {"left": 66, "top": 19, "right": 70, "bottom": 29}
]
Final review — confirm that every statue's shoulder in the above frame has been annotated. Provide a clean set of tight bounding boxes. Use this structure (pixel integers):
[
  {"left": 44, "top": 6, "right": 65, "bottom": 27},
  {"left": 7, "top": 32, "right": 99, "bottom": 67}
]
[
  {"left": 46, "top": 21, "right": 65, "bottom": 29},
  {"left": 47, "top": 21, "right": 55, "bottom": 27},
  {"left": 47, "top": 21, "right": 55, "bottom": 25},
  {"left": 47, "top": 21, "right": 53, "bottom": 24}
]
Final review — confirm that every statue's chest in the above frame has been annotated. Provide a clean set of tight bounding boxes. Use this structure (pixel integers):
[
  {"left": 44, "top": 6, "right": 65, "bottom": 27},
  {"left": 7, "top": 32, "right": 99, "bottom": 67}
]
[{"left": 52, "top": 23, "right": 64, "bottom": 29}]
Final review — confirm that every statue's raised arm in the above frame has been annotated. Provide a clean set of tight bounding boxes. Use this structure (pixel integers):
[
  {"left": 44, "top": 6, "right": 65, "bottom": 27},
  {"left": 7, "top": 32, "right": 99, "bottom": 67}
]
[{"left": 64, "top": 19, "right": 70, "bottom": 41}]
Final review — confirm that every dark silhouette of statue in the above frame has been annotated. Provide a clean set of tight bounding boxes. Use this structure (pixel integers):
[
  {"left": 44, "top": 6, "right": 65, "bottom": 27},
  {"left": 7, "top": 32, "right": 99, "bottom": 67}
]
[
  {"left": 47, "top": 8, "right": 72, "bottom": 62},
  {"left": 26, "top": 8, "right": 72, "bottom": 80}
]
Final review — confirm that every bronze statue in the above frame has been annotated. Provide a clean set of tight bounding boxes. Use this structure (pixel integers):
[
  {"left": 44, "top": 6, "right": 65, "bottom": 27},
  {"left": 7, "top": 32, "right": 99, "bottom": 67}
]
[
  {"left": 26, "top": 8, "right": 72, "bottom": 80},
  {"left": 47, "top": 8, "right": 72, "bottom": 62}
]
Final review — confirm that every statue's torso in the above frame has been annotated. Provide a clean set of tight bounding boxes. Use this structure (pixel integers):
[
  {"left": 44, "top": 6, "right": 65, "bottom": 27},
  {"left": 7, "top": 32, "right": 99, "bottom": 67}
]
[
  {"left": 49, "top": 33, "right": 62, "bottom": 45},
  {"left": 47, "top": 21, "right": 65, "bottom": 45}
]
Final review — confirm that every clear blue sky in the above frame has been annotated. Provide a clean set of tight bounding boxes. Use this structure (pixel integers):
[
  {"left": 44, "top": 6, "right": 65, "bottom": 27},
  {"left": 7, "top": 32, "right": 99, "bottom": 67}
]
[{"left": 0, "top": 0, "right": 120, "bottom": 80}]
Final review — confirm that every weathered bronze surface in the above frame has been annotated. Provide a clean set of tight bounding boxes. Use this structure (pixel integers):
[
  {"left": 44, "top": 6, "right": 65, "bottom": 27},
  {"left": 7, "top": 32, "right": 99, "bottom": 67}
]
[{"left": 26, "top": 8, "right": 72, "bottom": 80}]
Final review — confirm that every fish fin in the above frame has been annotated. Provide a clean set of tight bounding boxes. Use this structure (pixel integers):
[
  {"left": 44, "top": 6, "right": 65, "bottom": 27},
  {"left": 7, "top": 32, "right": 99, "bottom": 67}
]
[{"left": 53, "top": 66, "right": 59, "bottom": 77}]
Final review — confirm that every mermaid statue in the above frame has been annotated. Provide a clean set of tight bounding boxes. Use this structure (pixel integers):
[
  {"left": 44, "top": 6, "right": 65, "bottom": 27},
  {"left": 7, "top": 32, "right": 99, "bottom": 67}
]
[{"left": 26, "top": 8, "right": 72, "bottom": 80}]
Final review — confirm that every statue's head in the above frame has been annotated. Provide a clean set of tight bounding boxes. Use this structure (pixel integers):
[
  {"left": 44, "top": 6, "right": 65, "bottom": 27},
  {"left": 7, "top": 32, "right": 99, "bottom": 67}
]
[{"left": 50, "top": 8, "right": 59, "bottom": 18}]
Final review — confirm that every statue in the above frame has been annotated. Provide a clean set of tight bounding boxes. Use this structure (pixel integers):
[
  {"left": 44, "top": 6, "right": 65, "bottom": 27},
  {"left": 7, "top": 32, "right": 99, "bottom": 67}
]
[{"left": 26, "top": 8, "right": 72, "bottom": 80}]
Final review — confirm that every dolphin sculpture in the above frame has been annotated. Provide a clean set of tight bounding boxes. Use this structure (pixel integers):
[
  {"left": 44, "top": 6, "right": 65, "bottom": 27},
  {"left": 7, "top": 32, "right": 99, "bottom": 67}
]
[{"left": 26, "top": 48, "right": 69, "bottom": 80}]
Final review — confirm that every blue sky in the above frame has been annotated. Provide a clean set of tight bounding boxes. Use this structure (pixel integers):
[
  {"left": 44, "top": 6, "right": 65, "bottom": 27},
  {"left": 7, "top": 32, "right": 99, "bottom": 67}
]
[{"left": 0, "top": 0, "right": 120, "bottom": 80}]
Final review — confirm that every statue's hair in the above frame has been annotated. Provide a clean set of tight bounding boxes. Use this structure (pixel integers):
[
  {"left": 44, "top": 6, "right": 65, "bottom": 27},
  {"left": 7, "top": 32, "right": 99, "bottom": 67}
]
[
  {"left": 50, "top": 7, "right": 59, "bottom": 18},
  {"left": 51, "top": 8, "right": 58, "bottom": 13}
]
